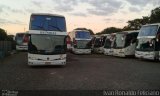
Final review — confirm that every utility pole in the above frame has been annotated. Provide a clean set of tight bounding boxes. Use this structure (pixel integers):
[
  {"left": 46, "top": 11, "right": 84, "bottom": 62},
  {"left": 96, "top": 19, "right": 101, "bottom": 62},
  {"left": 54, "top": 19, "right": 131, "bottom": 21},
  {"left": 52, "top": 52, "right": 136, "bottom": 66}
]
[{"left": 24, "top": 27, "right": 26, "bottom": 32}]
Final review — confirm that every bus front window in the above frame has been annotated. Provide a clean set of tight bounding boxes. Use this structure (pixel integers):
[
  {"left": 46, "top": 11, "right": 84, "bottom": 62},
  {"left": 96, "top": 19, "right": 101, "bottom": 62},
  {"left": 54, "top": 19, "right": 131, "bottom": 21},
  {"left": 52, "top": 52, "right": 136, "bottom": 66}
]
[
  {"left": 29, "top": 35, "right": 66, "bottom": 55},
  {"left": 76, "top": 40, "right": 91, "bottom": 49},
  {"left": 30, "top": 15, "right": 66, "bottom": 31},
  {"left": 104, "top": 39, "right": 111, "bottom": 48},
  {"left": 16, "top": 34, "right": 25, "bottom": 45},
  {"left": 115, "top": 34, "right": 126, "bottom": 48},
  {"left": 138, "top": 25, "right": 158, "bottom": 37},
  {"left": 76, "top": 31, "right": 91, "bottom": 39},
  {"left": 136, "top": 38, "right": 155, "bottom": 51}
]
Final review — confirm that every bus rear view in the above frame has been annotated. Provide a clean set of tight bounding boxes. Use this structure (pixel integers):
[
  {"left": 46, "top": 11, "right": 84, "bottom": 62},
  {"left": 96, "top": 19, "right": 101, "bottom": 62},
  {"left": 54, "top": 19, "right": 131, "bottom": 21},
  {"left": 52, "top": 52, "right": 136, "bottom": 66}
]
[
  {"left": 15, "top": 33, "right": 28, "bottom": 51},
  {"left": 28, "top": 13, "right": 67, "bottom": 66},
  {"left": 70, "top": 30, "right": 92, "bottom": 54}
]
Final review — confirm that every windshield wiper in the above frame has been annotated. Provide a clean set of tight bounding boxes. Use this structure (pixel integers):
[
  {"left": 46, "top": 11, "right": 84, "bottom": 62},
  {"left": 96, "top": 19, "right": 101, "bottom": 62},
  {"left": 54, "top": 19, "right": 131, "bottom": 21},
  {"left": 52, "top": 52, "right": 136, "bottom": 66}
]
[
  {"left": 32, "top": 25, "right": 45, "bottom": 30},
  {"left": 48, "top": 25, "right": 63, "bottom": 32}
]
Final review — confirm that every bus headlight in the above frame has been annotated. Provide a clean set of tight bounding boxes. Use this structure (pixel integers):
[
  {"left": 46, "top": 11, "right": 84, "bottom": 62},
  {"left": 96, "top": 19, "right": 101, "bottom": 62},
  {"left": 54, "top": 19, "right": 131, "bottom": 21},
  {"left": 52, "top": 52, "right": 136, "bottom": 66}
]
[
  {"left": 58, "top": 55, "right": 66, "bottom": 60},
  {"left": 28, "top": 56, "right": 36, "bottom": 60}
]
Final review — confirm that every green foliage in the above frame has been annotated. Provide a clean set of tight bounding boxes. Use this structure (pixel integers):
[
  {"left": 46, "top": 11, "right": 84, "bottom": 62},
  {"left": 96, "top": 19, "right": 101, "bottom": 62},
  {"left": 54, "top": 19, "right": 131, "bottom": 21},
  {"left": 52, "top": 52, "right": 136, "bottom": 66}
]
[
  {"left": 6, "top": 35, "right": 14, "bottom": 41},
  {"left": 123, "top": 6, "right": 160, "bottom": 31},
  {"left": 96, "top": 27, "right": 122, "bottom": 35},
  {"left": 150, "top": 7, "right": 160, "bottom": 23},
  {"left": 123, "top": 16, "right": 150, "bottom": 31},
  {"left": 0, "top": 28, "right": 7, "bottom": 41}
]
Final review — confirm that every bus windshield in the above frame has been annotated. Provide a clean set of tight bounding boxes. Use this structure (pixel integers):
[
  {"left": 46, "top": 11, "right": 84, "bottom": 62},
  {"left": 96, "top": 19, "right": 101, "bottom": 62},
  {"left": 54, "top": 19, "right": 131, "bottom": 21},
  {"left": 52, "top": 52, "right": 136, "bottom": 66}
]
[
  {"left": 136, "top": 38, "right": 155, "bottom": 51},
  {"left": 76, "top": 40, "right": 91, "bottom": 49},
  {"left": 30, "top": 15, "right": 66, "bottom": 31},
  {"left": 104, "top": 39, "right": 111, "bottom": 48},
  {"left": 76, "top": 31, "right": 91, "bottom": 39},
  {"left": 115, "top": 34, "right": 126, "bottom": 48},
  {"left": 138, "top": 25, "right": 158, "bottom": 37},
  {"left": 28, "top": 34, "right": 66, "bottom": 55},
  {"left": 94, "top": 38, "right": 102, "bottom": 48}
]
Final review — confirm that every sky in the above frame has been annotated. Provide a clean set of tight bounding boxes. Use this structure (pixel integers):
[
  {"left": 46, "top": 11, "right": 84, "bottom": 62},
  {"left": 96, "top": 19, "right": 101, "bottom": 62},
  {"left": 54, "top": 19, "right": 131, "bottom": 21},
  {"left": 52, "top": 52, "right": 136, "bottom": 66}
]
[{"left": 0, "top": 0, "right": 160, "bottom": 35}]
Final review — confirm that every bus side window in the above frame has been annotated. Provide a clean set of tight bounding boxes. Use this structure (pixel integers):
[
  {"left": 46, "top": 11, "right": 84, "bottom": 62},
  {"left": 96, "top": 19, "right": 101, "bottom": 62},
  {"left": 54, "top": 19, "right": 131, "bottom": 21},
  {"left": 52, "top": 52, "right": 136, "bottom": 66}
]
[
  {"left": 157, "top": 27, "right": 160, "bottom": 41},
  {"left": 131, "top": 33, "right": 138, "bottom": 44},
  {"left": 125, "top": 34, "right": 132, "bottom": 47},
  {"left": 156, "top": 27, "right": 160, "bottom": 51}
]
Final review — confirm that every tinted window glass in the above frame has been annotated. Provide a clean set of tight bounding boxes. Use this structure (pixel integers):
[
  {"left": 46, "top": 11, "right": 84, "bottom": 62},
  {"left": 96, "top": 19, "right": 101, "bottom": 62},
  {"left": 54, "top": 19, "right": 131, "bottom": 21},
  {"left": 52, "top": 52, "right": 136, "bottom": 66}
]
[
  {"left": 138, "top": 25, "right": 158, "bottom": 37},
  {"left": 76, "top": 31, "right": 91, "bottom": 39},
  {"left": 29, "top": 35, "right": 66, "bottom": 54},
  {"left": 30, "top": 15, "right": 66, "bottom": 31}
]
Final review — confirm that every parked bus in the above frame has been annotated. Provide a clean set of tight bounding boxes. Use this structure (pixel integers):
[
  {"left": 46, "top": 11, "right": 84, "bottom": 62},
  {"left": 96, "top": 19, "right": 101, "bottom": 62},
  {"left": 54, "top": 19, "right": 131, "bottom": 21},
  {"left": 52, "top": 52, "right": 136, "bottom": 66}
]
[
  {"left": 69, "top": 29, "right": 92, "bottom": 54},
  {"left": 92, "top": 34, "right": 107, "bottom": 54},
  {"left": 113, "top": 30, "right": 139, "bottom": 57},
  {"left": 103, "top": 33, "right": 116, "bottom": 55},
  {"left": 66, "top": 34, "right": 72, "bottom": 51},
  {"left": 15, "top": 32, "right": 28, "bottom": 51},
  {"left": 135, "top": 23, "right": 160, "bottom": 60},
  {"left": 28, "top": 13, "right": 67, "bottom": 66}
]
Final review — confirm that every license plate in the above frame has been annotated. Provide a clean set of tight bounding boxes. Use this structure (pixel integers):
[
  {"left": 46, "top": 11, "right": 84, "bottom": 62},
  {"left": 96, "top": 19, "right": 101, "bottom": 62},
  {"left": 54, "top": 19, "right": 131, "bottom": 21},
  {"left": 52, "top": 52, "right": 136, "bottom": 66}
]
[{"left": 45, "top": 62, "right": 51, "bottom": 65}]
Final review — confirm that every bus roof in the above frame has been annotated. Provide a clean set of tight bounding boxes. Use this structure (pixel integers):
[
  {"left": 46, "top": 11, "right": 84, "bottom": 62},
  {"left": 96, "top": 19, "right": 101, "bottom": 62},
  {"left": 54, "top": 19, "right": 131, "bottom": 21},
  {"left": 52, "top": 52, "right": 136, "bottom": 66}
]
[
  {"left": 142, "top": 23, "right": 160, "bottom": 27},
  {"left": 74, "top": 29, "right": 89, "bottom": 32},
  {"left": 16, "top": 32, "right": 26, "bottom": 35},
  {"left": 31, "top": 13, "right": 65, "bottom": 18},
  {"left": 100, "top": 34, "right": 110, "bottom": 36},
  {"left": 118, "top": 30, "right": 139, "bottom": 34}
]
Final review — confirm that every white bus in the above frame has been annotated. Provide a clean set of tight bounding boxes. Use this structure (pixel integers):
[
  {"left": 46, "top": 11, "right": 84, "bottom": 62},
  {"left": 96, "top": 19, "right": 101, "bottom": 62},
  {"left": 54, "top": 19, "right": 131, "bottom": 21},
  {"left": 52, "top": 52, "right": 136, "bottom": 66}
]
[
  {"left": 69, "top": 29, "right": 92, "bottom": 54},
  {"left": 28, "top": 13, "right": 67, "bottom": 66},
  {"left": 15, "top": 32, "right": 28, "bottom": 51},
  {"left": 66, "top": 35, "right": 72, "bottom": 51},
  {"left": 135, "top": 23, "right": 160, "bottom": 60},
  {"left": 103, "top": 33, "right": 116, "bottom": 55},
  {"left": 113, "top": 30, "right": 139, "bottom": 57},
  {"left": 92, "top": 35, "right": 107, "bottom": 54}
]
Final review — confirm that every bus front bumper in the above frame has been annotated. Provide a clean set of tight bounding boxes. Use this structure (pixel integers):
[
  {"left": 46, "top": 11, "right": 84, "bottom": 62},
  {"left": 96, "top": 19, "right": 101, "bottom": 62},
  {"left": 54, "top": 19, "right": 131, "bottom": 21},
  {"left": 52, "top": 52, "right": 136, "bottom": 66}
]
[
  {"left": 28, "top": 59, "right": 66, "bottom": 66},
  {"left": 103, "top": 49, "right": 113, "bottom": 56},
  {"left": 73, "top": 49, "right": 91, "bottom": 54},
  {"left": 135, "top": 51, "right": 155, "bottom": 60},
  {"left": 93, "top": 47, "right": 104, "bottom": 54},
  {"left": 113, "top": 49, "right": 125, "bottom": 57},
  {"left": 16, "top": 45, "right": 28, "bottom": 51}
]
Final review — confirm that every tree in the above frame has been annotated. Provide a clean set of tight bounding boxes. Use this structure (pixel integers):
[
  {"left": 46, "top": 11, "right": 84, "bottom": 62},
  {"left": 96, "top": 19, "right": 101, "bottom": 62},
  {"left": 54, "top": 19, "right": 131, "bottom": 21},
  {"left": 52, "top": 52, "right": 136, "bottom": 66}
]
[
  {"left": 0, "top": 28, "right": 7, "bottom": 41},
  {"left": 96, "top": 27, "right": 122, "bottom": 35},
  {"left": 6, "top": 35, "right": 14, "bottom": 41},
  {"left": 123, "top": 16, "right": 150, "bottom": 31},
  {"left": 150, "top": 7, "right": 160, "bottom": 23},
  {"left": 88, "top": 29, "right": 94, "bottom": 35}
]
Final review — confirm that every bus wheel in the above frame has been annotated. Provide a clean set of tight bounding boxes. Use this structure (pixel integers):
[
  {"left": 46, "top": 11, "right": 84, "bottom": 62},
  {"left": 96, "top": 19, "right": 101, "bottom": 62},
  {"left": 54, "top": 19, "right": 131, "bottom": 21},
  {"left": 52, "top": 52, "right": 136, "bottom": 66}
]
[{"left": 154, "top": 57, "right": 159, "bottom": 61}]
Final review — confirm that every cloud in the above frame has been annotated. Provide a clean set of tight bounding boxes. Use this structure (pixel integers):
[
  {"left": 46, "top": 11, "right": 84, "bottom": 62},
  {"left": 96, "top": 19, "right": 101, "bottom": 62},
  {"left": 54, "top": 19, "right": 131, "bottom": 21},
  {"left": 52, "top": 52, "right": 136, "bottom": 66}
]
[
  {"left": 104, "top": 18, "right": 126, "bottom": 23},
  {"left": 70, "top": 12, "right": 87, "bottom": 17},
  {"left": 51, "top": 0, "right": 158, "bottom": 16},
  {"left": 31, "top": 1, "right": 42, "bottom": 8},
  {"left": 129, "top": 7, "right": 141, "bottom": 12},
  {"left": 25, "top": 8, "right": 36, "bottom": 13},
  {"left": 126, "top": 0, "right": 160, "bottom": 13},
  {"left": 0, "top": 4, "right": 24, "bottom": 15},
  {"left": 52, "top": 0, "right": 78, "bottom": 12},
  {"left": 125, "top": 0, "right": 160, "bottom": 7},
  {"left": 0, "top": 4, "right": 10, "bottom": 13},
  {"left": 0, "top": 18, "right": 26, "bottom": 25},
  {"left": 85, "top": 0, "right": 124, "bottom": 16},
  {"left": 104, "top": 18, "right": 112, "bottom": 22}
]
